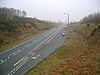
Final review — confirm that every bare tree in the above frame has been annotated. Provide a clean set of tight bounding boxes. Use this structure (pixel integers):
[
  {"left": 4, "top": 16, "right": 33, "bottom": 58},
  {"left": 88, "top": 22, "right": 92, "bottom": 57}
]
[{"left": 22, "top": 10, "right": 27, "bottom": 17}]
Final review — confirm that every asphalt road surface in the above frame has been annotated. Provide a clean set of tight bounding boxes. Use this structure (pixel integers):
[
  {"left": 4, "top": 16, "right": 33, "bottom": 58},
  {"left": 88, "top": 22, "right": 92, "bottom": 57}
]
[{"left": 0, "top": 25, "right": 66, "bottom": 75}]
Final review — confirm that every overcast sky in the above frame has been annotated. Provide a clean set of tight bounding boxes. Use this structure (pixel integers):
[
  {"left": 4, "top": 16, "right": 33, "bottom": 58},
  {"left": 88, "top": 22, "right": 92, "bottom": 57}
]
[{"left": 0, "top": 0, "right": 100, "bottom": 22}]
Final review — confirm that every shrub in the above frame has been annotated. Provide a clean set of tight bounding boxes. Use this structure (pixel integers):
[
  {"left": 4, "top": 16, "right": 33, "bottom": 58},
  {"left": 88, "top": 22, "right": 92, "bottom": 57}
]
[
  {"left": 90, "top": 28, "right": 97, "bottom": 37},
  {"left": 97, "top": 25, "right": 100, "bottom": 30},
  {"left": 32, "top": 32, "right": 37, "bottom": 34},
  {"left": 5, "top": 34, "right": 11, "bottom": 37},
  {"left": 0, "top": 39, "right": 5, "bottom": 45},
  {"left": 87, "top": 24, "right": 90, "bottom": 27}
]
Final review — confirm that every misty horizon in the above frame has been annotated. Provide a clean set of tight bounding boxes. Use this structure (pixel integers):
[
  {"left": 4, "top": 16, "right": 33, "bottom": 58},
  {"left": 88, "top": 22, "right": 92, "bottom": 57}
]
[{"left": 0, "top": 0, "right": 100, "bottom": 22}]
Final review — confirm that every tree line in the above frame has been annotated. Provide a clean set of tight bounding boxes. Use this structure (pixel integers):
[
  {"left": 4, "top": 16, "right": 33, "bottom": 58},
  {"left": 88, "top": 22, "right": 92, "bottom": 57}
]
[
  {"left": 0, "top": 7, "right": 27, "bottom": 18},
  {"left": 81, "top": 12, "right": 100, "bottom": 24}
]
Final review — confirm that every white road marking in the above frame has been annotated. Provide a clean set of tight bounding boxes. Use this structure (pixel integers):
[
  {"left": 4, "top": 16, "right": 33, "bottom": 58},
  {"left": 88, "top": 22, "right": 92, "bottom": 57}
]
[
  {"left": 13, "top": 56, "right": 28, "bottom": 66},
  {"left": 8, "top": 57, "right": 29, "bottom": 75},
  {"left": 0, "top": 59, "right": 7, "bottom": 64},
  {"left": 0, "top": 49, "right": 22, "bottom": 65},
  {"left": 0, "top": 60, "right": 4, "bottom": 64},
  {"left": 13, "top": 50, "right": 21, "bottom": 56},
  {"left": 29, "top": 50, "right": 35, "bottom": 54},
  {"left": 8, "top": 54, "right": 13, "bottom": 59},
  {"left": 28, "top": 50, "right": 36, "bottom": 54},
  {"left": 32, "top": 55, "right": 40, "bottom": 59},
  {"left": 22, "top": 43, "right": 31, "bottom": 49},
  {"left": 8, "top": 61, "right": 27, "bottom": 75},
  {"left": 31, "top": 57, "right": 36, "bottom": 59}
]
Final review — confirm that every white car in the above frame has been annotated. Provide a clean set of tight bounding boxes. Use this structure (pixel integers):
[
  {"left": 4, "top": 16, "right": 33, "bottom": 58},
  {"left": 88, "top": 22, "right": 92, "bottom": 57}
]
[{"left": 61, "top": 33, "right": 65, "bottom": 36}]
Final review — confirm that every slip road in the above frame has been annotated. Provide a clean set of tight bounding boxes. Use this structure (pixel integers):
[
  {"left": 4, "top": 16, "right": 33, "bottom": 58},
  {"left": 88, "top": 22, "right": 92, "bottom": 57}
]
[{"left": 0, "top": 25, "right": 66, "bottom": 75}]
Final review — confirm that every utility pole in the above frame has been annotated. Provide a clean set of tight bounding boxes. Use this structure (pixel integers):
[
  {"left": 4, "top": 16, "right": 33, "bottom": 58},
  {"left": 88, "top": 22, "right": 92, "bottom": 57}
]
[{"left": 64, "top": 13, "right": 69, "bottom": 25}]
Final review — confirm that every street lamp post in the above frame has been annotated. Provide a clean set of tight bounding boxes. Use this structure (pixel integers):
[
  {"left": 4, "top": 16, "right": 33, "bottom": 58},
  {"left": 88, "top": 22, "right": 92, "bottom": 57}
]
[{"left": 64, "top": 13, "right": 69, "bottom": 25}]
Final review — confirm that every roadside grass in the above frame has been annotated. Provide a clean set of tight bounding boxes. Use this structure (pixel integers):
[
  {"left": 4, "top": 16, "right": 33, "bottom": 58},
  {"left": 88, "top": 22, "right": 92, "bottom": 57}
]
[
  {"left": 0, "top": 30, "right": 47, "bottom": 52},
  {"left": 60, "top": 44, "right": 100, "bottom": 75},
  {"left": 49, "top": 24, "right": 100, "bottom": 75},
  {"left": 24, "top": 24, "right": 90, "bottom": 75}
]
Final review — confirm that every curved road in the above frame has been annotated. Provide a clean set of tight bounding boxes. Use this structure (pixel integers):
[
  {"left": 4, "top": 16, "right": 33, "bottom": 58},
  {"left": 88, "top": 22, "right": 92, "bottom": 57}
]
[{"left": 0, "top": 25, "right": 66, "bottom": 75}]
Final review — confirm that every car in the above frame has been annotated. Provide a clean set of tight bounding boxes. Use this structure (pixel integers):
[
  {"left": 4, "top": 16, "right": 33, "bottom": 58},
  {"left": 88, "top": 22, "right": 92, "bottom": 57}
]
[{"left": 61, "top": 33, "right": 65, "bottom": 36}]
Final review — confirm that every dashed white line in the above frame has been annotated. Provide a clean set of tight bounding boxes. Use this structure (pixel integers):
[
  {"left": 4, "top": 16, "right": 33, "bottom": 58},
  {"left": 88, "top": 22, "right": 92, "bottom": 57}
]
[
  {"left": 8, "top": 57, "right": 29, "bottom": 75},
  {"left": 13, "top": 50, "right": 21, "bottom": 56},
  {"left": 32, "top": 55, "right": 40, "bottom": 59},
  {"left": 13, "top": 56, "right": 28, "bottom": 66}
]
